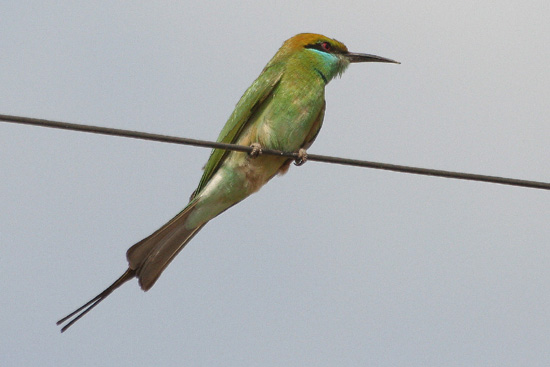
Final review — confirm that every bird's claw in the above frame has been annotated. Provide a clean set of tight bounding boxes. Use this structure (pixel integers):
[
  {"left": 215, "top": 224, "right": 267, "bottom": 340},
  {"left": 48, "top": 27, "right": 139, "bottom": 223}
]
[
  {"left": 294, "top": 148, "right": 308, "bottom": 166},
  {"left": 249, "top": 143, "right": 263, "bottom": 158}
]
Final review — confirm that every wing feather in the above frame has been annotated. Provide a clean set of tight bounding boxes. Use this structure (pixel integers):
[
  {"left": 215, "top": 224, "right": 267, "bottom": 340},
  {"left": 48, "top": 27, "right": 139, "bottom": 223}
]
[{"left": 191, "top": 64, "right": 284, "bottom": 199}]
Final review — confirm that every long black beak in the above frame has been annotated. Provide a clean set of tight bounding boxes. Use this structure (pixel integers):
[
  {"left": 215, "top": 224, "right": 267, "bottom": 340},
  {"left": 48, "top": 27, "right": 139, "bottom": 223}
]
[{"left": 346, "top": 52, "right": 400, "bottom": 64}]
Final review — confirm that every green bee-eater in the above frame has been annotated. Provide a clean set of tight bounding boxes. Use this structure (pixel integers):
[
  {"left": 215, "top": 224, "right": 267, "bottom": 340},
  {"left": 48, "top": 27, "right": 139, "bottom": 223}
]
[{"left": 57, "top": 33, "right": 399, "bottom": 332}]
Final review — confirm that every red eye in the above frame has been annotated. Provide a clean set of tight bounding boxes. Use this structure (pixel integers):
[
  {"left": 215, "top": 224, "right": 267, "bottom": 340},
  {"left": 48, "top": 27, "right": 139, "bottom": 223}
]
[{"left": 321, "top": 42, "right": 331, "bottom": 51}]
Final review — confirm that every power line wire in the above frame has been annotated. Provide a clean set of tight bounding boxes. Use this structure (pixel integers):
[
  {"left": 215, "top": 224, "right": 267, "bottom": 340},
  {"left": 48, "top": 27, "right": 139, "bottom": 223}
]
[{"left": 1, "top": 113, "right": 549, "bottom": 191}]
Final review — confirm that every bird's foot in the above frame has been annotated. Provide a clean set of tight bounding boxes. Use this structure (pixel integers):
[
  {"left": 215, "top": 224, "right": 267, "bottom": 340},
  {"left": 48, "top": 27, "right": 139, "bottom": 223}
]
[
  {"left": 249, "top": 143, "right": 263, "bottom": 158},
  {"left": 294, "top": 148, "right": 308, "bottom": 166}
]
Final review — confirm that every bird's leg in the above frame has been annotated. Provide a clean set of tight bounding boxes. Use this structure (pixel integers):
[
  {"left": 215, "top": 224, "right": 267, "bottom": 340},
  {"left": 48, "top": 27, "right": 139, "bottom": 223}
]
[
  {"left": 294, "top": 148, "right": 308, "bottom": 166},
  {"left": 249, "top": 143, "right": 263, "bottom": 158}
]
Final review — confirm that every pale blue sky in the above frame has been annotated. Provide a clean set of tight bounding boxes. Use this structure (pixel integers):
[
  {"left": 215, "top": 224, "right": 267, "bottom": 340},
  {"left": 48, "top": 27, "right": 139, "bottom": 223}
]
[{"left": 2, "top": 1, "right": 549, "bottom": 366}]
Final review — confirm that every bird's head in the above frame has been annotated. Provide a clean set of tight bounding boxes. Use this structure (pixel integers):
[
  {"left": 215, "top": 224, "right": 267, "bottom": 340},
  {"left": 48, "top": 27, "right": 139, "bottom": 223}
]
[{"left": 268, "top": 33, "right": 399, "bottom": 84}]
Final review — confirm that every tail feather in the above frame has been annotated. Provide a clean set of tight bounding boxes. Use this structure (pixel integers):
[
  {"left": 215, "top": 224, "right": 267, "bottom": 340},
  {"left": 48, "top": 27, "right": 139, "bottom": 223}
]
[
  {"left": 56, "top": 268, "right": 135, "bottom": 332},
  {"left": 58, "top": 201, "right": 205, "bottom": 332},
  {"left": 127, "top": 200, "right": 205, "bottom": 290}
]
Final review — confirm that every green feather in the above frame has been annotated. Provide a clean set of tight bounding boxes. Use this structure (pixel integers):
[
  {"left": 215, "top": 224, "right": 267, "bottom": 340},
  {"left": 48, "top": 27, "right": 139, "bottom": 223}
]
[{"left": 192, "top": 63, "right": 284, "bottom": 199}]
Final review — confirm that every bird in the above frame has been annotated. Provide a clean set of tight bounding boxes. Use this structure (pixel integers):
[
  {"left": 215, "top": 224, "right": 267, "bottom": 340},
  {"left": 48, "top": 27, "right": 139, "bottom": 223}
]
[{"left": 57, "top": 33, "right": 399, "bottom": 332}]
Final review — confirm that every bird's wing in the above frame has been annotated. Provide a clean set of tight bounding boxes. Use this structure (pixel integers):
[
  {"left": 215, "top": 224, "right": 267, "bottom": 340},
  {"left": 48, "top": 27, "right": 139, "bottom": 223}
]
[{"left": 191, "top": 64, "right": 284, "bottom": 198}]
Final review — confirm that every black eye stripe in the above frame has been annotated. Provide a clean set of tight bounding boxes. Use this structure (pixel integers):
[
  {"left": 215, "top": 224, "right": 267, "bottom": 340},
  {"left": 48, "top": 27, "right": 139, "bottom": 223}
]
[{"left": 305, "top": 42, "right": 333, "bottom": 53}]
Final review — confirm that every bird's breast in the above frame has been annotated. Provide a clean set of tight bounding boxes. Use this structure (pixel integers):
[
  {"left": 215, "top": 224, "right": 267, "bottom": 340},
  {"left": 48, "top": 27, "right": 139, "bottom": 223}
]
[{"left": 256, "top": 82, "right": 325, "bottom": 152}]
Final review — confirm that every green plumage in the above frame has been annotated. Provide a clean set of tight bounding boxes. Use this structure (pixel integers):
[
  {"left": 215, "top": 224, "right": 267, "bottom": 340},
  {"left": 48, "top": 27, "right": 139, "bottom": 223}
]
[
  {"left": 194, "top": 63, "right": 284, "bottom": 197},
  {"left": 57, "top": 33, "right": 399, "bottom": 332}
]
